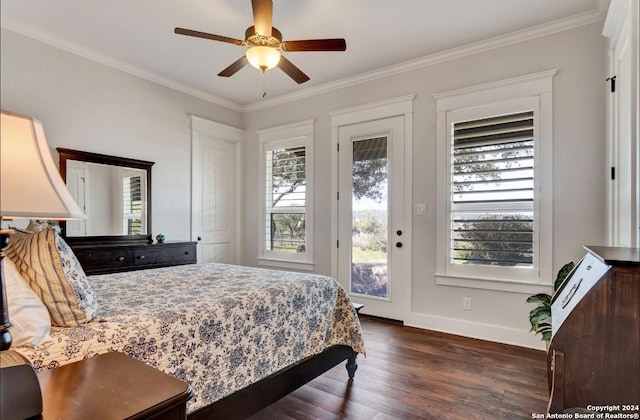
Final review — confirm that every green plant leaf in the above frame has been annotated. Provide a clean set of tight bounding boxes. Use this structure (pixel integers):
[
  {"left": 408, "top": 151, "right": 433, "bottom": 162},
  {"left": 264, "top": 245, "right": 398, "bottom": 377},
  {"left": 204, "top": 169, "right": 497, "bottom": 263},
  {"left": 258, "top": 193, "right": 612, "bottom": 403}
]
[
  {"left": 531, "top": 322, "right": 552, "bottom": 341},
  {"left": 529, "top": 307, "right": 551, "bottom": 330},
  {"left": 526, "top": 293, "right": 551, "bottom": 305},
  {"left": 538, "top": 322, "right": 551, "bottom": 331},
  {"left": 529, "top": 306, "right": 551, "bottom": 319},
  {"left": 554, "top": 261, "right": 575, "bottom": 291}
]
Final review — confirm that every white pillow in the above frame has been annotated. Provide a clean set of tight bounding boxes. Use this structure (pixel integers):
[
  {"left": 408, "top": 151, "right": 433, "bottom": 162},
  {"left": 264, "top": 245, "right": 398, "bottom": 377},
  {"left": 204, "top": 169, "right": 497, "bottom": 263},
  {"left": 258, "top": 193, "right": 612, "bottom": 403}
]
[{"left": 4, "top": 257, "right": 52, "bottom": 347}]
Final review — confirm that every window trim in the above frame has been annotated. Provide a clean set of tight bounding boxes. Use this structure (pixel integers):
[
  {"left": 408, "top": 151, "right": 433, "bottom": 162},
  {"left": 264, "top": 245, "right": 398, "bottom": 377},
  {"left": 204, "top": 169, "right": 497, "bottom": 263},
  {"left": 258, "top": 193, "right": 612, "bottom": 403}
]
[
  {"left": 258, "top": 119, "right": 314, "bottom": 270},
  {"left": 434, "top": 70, "right": 556, "bottom": 292}
]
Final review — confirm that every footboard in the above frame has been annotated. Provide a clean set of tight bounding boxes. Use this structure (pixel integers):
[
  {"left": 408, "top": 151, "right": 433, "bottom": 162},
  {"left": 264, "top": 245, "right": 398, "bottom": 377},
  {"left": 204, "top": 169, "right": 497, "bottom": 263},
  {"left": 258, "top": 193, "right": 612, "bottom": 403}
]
[{"left": 188, "top": 345, "right": 358, "bottom": 420}]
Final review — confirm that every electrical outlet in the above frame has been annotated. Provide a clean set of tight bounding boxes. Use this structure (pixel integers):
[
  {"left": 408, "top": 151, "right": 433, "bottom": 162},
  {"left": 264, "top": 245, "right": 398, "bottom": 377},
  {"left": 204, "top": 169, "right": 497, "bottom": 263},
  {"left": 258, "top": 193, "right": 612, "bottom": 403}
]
[{"left": 463, "top": 297, "right": 472, "bottom": 311}]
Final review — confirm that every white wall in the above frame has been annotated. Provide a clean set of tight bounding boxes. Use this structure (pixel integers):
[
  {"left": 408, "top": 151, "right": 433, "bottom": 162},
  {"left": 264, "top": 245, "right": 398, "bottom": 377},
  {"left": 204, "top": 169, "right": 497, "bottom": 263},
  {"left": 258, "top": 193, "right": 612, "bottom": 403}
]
[
  {"left": 0, "top": 28, "right": 243, "bottom": 242},
  {"left": 243, "top": 22, "right": 608, "bottom": 349}
]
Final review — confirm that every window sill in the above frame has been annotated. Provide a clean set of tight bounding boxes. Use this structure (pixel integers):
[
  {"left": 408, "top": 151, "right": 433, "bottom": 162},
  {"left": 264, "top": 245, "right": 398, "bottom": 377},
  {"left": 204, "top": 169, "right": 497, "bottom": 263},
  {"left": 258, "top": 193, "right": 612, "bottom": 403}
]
[
  {"left": 435, "top": 273, "right": 553, "bottom": 294},
  {"left": 258, "top": 258, "right": 314, "bottom": 271}
]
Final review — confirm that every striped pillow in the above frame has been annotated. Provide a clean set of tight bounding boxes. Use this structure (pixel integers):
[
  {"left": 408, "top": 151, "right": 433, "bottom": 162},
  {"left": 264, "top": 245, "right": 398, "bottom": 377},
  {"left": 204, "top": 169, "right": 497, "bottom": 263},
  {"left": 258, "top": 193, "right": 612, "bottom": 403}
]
[{"left": 5, "top": 227, "right": 98, "bottom": 326}]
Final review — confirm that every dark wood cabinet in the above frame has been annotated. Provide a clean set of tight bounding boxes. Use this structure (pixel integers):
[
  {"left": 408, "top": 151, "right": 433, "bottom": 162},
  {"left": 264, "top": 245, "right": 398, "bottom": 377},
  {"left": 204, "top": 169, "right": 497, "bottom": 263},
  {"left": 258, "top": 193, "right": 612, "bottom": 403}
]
[
  {"left": 547, "top": 245, "right": 640, "bottom": 414},
  {"left": 38, "top": 352, "right": 193, "bottom": 419},
  {"left": 72, "top": 241, "right": 197, "bottom": 275}
]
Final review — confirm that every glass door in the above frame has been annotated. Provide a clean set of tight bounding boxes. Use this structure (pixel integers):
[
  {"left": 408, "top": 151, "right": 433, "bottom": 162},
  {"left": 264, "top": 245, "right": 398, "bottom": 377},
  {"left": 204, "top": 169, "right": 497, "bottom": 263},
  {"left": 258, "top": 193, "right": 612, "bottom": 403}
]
[{"left": 338, "top": 116, "right": 405, "bottom": 320}]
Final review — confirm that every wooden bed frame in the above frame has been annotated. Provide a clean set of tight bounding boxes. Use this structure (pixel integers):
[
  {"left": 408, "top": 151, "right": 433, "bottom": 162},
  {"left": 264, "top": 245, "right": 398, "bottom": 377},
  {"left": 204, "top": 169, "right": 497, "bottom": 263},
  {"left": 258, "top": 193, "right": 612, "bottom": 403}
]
[{"left": 189, "top": 345, "right": 358, "bottom": 420}]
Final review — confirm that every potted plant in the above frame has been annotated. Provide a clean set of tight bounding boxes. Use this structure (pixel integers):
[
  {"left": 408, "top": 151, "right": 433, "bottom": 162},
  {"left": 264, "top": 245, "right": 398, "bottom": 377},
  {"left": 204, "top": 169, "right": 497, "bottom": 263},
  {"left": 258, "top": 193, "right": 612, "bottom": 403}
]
[{"left": 526, "top": 261, "right": 575, "bottom": 342}]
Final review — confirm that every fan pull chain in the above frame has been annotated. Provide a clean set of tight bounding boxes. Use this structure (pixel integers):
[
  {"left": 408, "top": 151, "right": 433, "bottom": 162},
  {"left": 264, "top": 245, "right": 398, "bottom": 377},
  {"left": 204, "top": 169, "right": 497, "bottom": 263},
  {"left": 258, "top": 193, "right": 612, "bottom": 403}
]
[{"left": 262, "top": 70, "right": 268, "bottom": 98}]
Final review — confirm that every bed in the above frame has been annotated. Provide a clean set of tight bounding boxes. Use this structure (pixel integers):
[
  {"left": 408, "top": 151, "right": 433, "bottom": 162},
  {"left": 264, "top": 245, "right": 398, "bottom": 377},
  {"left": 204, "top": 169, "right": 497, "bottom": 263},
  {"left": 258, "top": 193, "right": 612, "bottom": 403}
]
[{"left": 10, "top": 261, "right": 366, "bottom": 419}]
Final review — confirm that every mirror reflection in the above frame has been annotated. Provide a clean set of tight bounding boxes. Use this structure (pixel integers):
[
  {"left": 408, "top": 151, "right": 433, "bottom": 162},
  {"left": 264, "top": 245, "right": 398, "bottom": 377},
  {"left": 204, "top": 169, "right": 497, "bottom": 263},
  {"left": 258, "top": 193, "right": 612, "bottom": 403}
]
[{"left": 65, "top": 160, "right": 148, "bottom": 237}]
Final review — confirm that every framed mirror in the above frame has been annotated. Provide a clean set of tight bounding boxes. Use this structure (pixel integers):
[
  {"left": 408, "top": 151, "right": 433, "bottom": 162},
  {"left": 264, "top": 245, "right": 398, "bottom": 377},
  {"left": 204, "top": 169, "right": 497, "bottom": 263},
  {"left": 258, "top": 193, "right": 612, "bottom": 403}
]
[{"left": 57, "top": 148, "right": 154, "bottom": 245}]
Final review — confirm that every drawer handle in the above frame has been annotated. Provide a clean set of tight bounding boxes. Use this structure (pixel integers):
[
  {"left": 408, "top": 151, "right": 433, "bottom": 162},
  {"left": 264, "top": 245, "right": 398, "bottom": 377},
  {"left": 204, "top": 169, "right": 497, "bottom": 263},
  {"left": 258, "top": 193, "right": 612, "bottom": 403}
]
[
  {"left": 185, "top": 251, "right": 190, "bottom": 255},
  {"left": 138, "top": 255, "right": 145, "bottom": 260},
  {"left": 116, "top": 256, "right": 125, "bottom": 262},
  {"left": 561, "top": 278, "right": 582, "bottom": 308}
]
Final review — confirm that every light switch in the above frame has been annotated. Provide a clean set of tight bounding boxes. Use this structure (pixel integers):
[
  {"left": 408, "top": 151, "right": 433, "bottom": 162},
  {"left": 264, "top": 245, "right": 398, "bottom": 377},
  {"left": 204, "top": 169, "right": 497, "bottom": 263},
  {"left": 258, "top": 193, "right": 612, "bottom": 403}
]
[{"left": 414, "top": 203, "right": 426, "bottom": 215}]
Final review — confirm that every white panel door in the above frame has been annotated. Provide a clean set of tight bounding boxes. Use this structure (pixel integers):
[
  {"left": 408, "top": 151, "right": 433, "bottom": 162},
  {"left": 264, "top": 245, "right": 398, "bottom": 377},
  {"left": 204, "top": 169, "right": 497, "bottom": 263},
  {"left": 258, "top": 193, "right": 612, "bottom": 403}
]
[
  {"left": 606, "top": 0, "right": 639, "bottom": 247},
  {"left": 192, "top": 135, "right": 236, "bottom": 264},
  {"left": 66, "top": 161, "right": 88, "bottom": 236}
]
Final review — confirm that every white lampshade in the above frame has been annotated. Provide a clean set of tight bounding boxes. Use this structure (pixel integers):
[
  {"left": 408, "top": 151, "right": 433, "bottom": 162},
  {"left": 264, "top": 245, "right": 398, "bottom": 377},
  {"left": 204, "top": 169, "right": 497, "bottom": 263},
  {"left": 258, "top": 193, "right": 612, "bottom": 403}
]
[
  {"left": 0, "top": 110, "right": 86, "bottom": 220},
  {"left": 246, "top": 46, "right": 281, "bottom": 71}
]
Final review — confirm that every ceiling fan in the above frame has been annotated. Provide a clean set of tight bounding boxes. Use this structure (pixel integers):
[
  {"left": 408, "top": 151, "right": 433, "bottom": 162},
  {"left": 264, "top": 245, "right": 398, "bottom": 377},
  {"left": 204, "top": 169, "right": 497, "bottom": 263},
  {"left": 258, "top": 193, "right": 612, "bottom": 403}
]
[{"left": 174, "top": 0, "right": 346, "bottom": 84}]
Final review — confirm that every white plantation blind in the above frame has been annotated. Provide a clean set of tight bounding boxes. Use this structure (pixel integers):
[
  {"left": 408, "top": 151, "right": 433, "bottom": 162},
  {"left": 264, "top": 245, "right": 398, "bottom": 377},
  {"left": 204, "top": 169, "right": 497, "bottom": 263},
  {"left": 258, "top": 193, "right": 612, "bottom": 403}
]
[
  {"left": 122, "top": 175, "right": 143, "bottom": 235},
  {"left": 451, "top": 111, "right": 534, "bottom": 267},
  {"left": 267, "top": 146, "right": 306, "bottom": 209}
]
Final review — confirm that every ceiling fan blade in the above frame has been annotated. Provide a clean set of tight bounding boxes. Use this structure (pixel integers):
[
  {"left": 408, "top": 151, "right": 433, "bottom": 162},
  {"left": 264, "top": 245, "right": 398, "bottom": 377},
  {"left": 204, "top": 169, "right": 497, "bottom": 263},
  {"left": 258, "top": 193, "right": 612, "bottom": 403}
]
[
  {"left": 252, "top": 0, "right": 273, "bottom": 37},
  {"left": 281, "top": 39, "right": 346, "bottom": 52},
  {"left": 278, "top": 55, "right": 310, "bottom": 84},
  {"left": 175, "top": 27, "right": 243, "bottom": 46},
  {"left": 218, "top": 56, "right": 249, "bottom": 77}
]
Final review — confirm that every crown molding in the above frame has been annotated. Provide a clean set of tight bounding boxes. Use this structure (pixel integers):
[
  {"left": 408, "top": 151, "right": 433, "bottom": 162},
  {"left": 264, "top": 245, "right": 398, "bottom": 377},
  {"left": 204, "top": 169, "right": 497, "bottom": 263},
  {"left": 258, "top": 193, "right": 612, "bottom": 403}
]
[
  {"left": 0, "top": 16, "right": 244, "bottom": 113},
  {"left": 242, "top": 6, "right": 605, "bottom": 113}
]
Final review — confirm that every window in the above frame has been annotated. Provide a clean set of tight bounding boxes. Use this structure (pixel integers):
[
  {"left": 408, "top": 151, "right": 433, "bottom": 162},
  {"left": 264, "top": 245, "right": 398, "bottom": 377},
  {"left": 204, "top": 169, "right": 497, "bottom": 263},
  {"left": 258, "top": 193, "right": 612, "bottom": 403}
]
[
  {"left": 258, "top": 120, "right": 314, "bottom": 269},
  {"left": 451, "top": 111, "right": 534, "bottom": 267},
  {"left": 266, "top": 146, "right": 306, "bottom": 253},
  {"left": 435, "top": 70, "right": 555, "bottom": 291},
  {"left": 121, "top": 173, "right": 144, "bottom": 235}
]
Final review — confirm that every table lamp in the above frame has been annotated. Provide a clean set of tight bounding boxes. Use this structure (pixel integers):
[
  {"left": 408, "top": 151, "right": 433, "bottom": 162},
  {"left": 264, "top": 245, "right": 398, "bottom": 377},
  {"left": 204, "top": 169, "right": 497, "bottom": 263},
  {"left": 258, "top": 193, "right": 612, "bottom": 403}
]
[{"left": 0, "top": 110, "right": 85, "bottom": 420}]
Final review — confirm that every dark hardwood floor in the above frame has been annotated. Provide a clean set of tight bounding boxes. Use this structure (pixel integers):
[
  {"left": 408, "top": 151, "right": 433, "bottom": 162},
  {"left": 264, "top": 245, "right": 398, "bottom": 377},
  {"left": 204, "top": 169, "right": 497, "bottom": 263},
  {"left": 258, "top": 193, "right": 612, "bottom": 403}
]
[{"left": 249, "top": 316, "right": 549, "bottom": 419}]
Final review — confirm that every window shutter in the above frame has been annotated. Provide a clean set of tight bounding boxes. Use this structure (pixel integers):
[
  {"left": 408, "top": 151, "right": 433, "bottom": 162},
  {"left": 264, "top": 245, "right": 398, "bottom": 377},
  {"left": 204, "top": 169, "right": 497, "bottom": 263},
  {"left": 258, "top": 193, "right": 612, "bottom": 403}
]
[
  {"left": 122, "top": 176, "right": 143, "bottom": 235},
  {"left": 267, "top": 146, "right": 306, "bottom": 208},
  {"left": 450, "top": 111, "right": 534, "bottom": 267}
]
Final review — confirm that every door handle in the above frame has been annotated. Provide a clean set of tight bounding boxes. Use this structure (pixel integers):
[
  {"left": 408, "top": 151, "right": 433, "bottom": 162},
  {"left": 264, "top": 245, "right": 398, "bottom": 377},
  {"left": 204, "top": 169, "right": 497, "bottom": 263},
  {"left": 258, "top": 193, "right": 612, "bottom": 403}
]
[
  {"left": 396, "top": 242, "right": 403, "bottom": 248},
  {"left": 197, "top": 236, "right": 202, "bottom": 241}
]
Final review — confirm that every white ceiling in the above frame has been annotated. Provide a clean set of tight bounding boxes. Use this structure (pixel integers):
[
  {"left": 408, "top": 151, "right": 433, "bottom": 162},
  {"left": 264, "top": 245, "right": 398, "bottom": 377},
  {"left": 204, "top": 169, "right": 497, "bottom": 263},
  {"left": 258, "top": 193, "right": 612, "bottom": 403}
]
[{"left": 1, "top": 0, "right": 607, "bottom": 111}]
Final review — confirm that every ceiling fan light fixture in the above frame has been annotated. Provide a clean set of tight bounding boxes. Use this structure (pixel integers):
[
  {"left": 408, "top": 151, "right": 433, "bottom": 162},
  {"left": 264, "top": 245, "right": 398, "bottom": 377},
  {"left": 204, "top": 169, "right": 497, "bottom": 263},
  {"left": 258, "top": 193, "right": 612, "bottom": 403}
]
[{"left": 246, "top": 46, "right": 281, "bottom": 71}]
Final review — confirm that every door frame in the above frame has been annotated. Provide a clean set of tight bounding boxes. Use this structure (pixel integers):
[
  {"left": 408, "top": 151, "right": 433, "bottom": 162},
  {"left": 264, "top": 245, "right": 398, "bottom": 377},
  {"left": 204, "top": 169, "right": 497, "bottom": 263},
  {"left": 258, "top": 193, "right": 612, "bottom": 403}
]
[
  {"left": 329, "top": 95, "right": 415, "bottom": 321},
  {"left": 190, "top": 115, "right": 245, "bottom": 265}
]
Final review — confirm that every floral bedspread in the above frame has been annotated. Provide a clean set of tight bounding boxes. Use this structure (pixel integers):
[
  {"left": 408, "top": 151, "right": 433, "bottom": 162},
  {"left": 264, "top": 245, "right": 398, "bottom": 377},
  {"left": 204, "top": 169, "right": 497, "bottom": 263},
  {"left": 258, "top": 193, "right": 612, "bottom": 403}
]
[{"left": 13, "top": 263, "right": 366, "bottom": 414}]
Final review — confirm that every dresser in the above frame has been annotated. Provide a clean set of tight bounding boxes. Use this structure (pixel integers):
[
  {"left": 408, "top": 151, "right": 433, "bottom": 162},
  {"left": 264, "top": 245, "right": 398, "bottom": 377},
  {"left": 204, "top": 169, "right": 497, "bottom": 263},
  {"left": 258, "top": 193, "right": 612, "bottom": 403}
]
[
  {"left": 72, "top": 241, "right": 197, "bottom": 275},
  {"left": 547, "top": 245, "right": 640, "bottom": 414}
]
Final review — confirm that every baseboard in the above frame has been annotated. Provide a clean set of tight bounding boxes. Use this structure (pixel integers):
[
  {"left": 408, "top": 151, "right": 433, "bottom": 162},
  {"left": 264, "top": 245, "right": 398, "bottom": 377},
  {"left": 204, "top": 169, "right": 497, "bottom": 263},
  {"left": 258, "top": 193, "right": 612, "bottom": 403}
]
[{"left": 403, "top": 311, "right": 547, "bottom": 351}]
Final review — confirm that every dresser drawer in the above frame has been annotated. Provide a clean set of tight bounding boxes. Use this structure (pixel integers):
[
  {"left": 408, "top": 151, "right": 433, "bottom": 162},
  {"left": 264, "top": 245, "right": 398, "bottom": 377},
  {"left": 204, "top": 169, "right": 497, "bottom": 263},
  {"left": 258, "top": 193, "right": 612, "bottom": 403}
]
[
  {"left": 132, "top": 244, "right": 196, "bottom": 267},
  {"left": 75, "top": 249, "right": 131, "bottom": 273},
  {"left": 71, "top": 242, "right": 197, "bottom": 274},
  {"left": 551, "top": 252, "right": 610, "bottom": 335}
]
